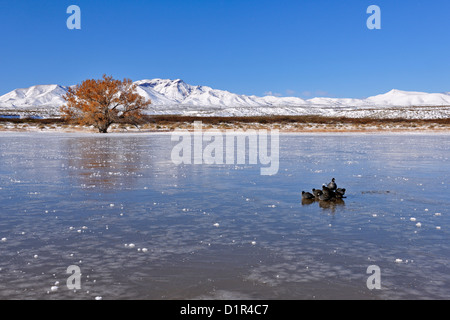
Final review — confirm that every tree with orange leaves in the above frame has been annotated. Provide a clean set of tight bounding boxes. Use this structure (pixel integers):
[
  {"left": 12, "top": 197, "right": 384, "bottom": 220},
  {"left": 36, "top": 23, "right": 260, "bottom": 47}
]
[{"left": 61, "top": 75, "right": 151, "bottom": 133}]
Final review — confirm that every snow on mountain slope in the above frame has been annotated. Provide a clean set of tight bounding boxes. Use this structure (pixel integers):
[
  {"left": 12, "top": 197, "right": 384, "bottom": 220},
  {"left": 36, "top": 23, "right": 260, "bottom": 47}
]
[
  {"left": 135, "top": 78, "right": 309, "bottom": 107},
  {"left": 0, "top": 84, "right": 68, "bottom": 109},
  {"left": 307, "top": 90, "right": 450, "bottom": 108},
  {"left": 134, "top": 83, "right": 176, "bottom": 106},
  {"left": 135, "top": 79, "right": 194, "bottom": 103},
  {"left": 364, "top": 89, "right": 450, "bottom": 107},
  {"left": 1, "top": 79, "right": 449, "bottom": 119}
]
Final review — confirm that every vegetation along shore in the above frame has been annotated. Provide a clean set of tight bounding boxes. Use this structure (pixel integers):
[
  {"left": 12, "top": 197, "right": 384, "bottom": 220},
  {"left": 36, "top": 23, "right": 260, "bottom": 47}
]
[{"left": 0, "top": 115, "right": 449, "bottom": 133}]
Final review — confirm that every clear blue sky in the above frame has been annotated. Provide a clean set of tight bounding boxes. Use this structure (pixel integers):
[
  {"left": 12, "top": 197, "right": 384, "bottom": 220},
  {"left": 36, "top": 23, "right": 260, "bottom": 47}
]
[{"left": 1, "top": 0, "right": 449, "bottom": 98}]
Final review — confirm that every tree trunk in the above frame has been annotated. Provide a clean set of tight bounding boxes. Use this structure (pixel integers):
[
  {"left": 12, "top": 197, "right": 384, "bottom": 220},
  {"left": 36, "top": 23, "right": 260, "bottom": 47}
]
[{"left": 98, "top": 123, "right": 110, "bottom": 133}]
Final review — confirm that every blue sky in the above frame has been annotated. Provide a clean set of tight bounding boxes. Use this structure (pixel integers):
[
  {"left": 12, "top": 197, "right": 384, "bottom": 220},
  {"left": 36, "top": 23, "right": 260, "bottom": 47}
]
[{"left": 1, "top": 0, "right": 449, "bottom": 98}]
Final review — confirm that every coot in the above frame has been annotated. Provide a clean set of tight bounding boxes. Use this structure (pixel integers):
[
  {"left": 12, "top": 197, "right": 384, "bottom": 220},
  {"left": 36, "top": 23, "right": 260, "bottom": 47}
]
[{"left": 302, "top": 191, "right": 315, "bottom": 200}]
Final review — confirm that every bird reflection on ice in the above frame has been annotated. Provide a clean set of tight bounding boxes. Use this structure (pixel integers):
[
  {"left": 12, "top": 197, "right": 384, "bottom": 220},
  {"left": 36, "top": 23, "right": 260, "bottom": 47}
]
[{"left": 301, "top": 197, "right": 345, "bottom": 213}]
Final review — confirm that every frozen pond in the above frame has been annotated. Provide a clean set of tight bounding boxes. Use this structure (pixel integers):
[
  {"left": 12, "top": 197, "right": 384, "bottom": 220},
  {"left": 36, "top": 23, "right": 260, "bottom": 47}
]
[{"left": 0, "top": 132, "right": 449, "bottom": 299}]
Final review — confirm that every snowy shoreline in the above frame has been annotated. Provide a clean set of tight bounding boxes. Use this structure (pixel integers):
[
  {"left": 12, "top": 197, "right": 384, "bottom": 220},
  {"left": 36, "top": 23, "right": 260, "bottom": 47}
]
[{"left": 0, "top": 121, "right": 449, "bottom": 135}]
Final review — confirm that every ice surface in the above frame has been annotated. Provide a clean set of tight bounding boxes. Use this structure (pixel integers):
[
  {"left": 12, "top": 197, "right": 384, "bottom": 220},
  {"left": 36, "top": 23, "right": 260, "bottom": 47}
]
[{"left": 0, "top": 133, "right": 449, "bottom": 299}]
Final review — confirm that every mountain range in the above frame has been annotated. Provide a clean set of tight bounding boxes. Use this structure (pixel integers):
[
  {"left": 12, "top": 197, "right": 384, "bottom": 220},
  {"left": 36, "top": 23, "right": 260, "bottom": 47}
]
[{"left": 1, "top": 79, "right": 449, "bottom": 119}]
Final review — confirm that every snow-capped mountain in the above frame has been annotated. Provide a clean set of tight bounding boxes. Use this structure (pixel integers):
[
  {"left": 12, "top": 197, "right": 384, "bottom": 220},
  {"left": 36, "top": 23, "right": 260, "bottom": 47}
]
[
  {"left": 134, "top": 79, "right": 309, "bottom": 107},
  {"left": 1, "top": 79, "right": 449, "bottom": 119},
  {"left": 0, "top": 84, "right": 68, "bottom": 109},
  {"left": 363, "top": 89, "right": 450, "bottom": 107}
]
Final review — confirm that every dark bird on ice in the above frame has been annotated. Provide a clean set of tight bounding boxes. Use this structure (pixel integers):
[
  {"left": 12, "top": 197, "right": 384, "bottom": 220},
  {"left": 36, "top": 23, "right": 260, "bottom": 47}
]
[
  {"left": 327, "top": 178, "right": 337, "bottom": 191},
  {"left": 302, "top": 191, "right": 315, "bottom": 200},
  {"left": 336, "top": 188, "right": 346, "bottom": 198},
  {"left": 312, "top": 188, "right": 323, "bottom": 198}
]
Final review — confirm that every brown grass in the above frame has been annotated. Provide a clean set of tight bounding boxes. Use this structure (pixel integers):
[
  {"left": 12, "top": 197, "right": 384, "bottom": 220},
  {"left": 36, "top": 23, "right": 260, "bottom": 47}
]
[
  {"left": 0, "top": 117, "right": 65, "bottom": 125},
  {"left": 140, "top": 115, "right": 450, "bottom": 127}
]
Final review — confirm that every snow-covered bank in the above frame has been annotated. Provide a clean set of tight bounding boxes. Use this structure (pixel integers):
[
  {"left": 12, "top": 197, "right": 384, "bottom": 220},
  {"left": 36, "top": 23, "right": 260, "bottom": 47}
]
[{"left": 0, "top": 120, "right": 449, "bottom": 134}]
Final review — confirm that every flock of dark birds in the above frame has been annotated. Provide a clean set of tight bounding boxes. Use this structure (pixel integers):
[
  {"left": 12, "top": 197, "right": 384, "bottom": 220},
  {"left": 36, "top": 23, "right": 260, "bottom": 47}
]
[{"left": 302, "top": 178, "right": 347, "bottom": 205}]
